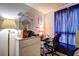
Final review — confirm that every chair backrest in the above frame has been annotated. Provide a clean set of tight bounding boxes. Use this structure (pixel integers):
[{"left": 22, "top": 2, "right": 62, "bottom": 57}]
[
  {"left": 53, "top": 33, "right": 61, "bottom": 49},
  {"left": 53, "top": 34, "right": 61, "bottom": 43}
]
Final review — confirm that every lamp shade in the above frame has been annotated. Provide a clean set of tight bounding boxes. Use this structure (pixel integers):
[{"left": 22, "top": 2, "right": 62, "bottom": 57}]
[{"left": 1, "top": 19, "right": 16, "bottom": 29}]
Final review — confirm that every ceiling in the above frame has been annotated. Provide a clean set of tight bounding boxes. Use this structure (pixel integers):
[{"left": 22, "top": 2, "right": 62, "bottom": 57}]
[
  {"left": 26, "top": 3, "right": 67, "bottom": 14},
  {"left": 0, "top": 3, "right": 76, "bottom": 19},
  {"left": 0, "top": 3, "right": 34, "bottom": 19}
]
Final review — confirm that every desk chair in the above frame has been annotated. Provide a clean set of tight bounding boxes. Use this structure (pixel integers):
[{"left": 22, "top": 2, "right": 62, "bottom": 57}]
[{"left": 42, "top": 34, "right": 61, "bottom": 56}]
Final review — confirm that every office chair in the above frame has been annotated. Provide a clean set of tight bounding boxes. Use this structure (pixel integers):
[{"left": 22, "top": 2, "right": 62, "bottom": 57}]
[{"left": 42, "top": 34, "right": 61, "bottom": 56}]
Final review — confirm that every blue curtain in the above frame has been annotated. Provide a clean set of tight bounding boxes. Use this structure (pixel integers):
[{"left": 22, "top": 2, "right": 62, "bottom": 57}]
[{"left": 55, "top": 4, "right": 79, "bottom": 46}]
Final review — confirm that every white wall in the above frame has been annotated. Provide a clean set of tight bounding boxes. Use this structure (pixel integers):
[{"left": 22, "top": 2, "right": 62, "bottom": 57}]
[{"left": 44, "top": 11, "right": 54, "bottom": 37}]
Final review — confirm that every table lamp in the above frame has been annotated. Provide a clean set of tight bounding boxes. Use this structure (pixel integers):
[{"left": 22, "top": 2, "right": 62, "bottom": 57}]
[{"left": 1, "top": 19, "right": 16, "bottom": 56}]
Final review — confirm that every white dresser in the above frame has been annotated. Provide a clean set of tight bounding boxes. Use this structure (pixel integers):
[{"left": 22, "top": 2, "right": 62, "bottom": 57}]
[{"left": 15, "top": 36, "right": 40, "bottom": 56}]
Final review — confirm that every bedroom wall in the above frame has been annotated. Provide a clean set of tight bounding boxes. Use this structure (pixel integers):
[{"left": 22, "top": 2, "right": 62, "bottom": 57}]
[
  {"left": 44, "top": 11, "right": 54, "bottom": 37},
  {"left": 19, "top": 8, "right": 44, "bottom": 34},
  {"left": 19, "top": 9, "right": 43, "bottom": 33}
]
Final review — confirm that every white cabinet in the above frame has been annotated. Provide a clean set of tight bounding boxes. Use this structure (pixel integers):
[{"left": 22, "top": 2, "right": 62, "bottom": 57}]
[
  {"left": 0, "top": 29, "right": 17, "bottom": 56},
  {"left": 0, "top": 30, "right": 8, "bottom": 56}
]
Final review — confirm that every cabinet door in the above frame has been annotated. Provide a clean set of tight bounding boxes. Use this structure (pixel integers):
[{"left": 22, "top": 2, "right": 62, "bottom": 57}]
[
  {"left": 10, "top": 31, "right": 17, "bottom": 56},
  {"left": 19, "top": 37, "right": 40, "bottom": 56},
  {"left": 0, "top": 30, "right": 8, "bottom": 56},
  {"left": 20, "top": 43, "right": 40, "bottom": 56}
]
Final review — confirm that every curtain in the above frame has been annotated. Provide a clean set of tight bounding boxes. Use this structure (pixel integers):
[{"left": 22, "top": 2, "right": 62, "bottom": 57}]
[
  {"left": 55, "top": 9, "right": 68, "bottom": 44},
  {"left": 55, "top": 4, "right": 79, "bottom": 46}
]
